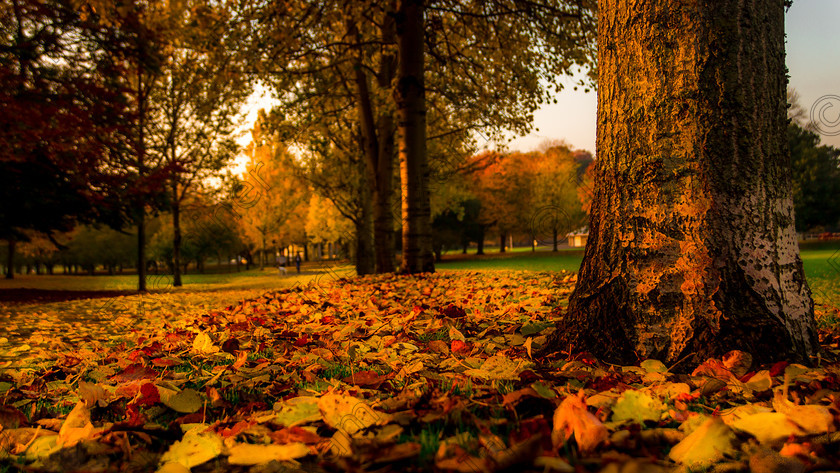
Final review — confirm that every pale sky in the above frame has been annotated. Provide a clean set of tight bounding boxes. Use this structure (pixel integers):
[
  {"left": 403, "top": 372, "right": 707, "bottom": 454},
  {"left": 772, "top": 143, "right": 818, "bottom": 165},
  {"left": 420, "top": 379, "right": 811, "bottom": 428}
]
[{"left": 239, "top": 1, "right": 840, "bottom": 160}]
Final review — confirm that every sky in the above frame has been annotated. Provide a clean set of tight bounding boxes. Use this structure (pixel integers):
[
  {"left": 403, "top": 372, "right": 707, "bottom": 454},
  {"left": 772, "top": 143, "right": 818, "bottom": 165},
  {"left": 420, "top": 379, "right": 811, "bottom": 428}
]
[
  {"left": 508, "top": 1, "right": 840, "bottom": 153},
  {"left": 239, "top": 1, "right": 840, "bottom": 159}
]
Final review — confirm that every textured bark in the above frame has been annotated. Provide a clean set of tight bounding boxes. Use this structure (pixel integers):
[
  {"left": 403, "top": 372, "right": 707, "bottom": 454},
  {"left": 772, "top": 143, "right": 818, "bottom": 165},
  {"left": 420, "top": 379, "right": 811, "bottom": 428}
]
[
  {"left": 356, "top": 157, "right": 377, "bottom": 276},
  {"left": 348, "top": 7, "right": 397, "bottom": 274},
  {"left": 172, "top": 183, "right": 182, "bottom": 287},
  {"left": 397, "top": 0, "right": 434, "bottom": 274},
  {"left": 546, "top": 0, "right": 818, "bottom": 368},
  {"left": 5, "top": 239, "right": 14, "bottom": 279}
]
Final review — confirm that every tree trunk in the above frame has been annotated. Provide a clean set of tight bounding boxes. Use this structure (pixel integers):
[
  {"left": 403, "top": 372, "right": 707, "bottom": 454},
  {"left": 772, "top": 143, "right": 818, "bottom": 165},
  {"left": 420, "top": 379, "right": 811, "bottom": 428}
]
[
  {"left": 355, "top": 189, "right": 377, "bottom": 276},
  {"left": 260, "top": 232, "right": 266, "bottom": 270},
  {"left": 5, "top": 239, "right": 14, "bottom": 279},
  {"left": 553, "top": 227, "right": 558, "bottom": 252},
  {"left": 373, "top": 118, "right": 396, "bottom": 273},
  {"left": 397, "top": 0, "right": 434, "bottom": 274},
  {"left": 172, "top": 183, "right": 183, "bottom": 287},
  {"left": 544, "top": 0, "right": 818, "bottom": 368},
  {"left": 348, "top": 9, "right": 398, "bottom": 275},
  {"left": 499, "top": 232, "right": 506, "bottom": 253},
  {"left": 476, "top": 227, "right": 485, "bottom": 255},
  {"left": 138, "top": 214, "right": 146, "bottom": 292}
]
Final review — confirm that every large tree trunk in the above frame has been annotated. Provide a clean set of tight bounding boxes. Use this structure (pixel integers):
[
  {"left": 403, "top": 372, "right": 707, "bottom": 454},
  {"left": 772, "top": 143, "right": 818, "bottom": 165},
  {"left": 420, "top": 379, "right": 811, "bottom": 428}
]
[
  {"left": 349, "top": 9, "right": 398, "bottom": 274},
  {"left": 545, "top": 0, "right": 818, "bottom": 368},
  {"left": 172, "top": 182, "right": 183, "bottom": 287},
  {"left": 397, "top": 0, "right": 434, "bottom": 274}
]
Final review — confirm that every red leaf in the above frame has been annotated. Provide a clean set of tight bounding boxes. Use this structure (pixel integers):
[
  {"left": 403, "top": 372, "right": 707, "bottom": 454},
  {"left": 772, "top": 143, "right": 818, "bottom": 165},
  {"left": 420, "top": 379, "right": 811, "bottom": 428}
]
[
  {"left": 151, "top": 357, "right": 181, "bottom": 367},
  {"left": 136, "top": 382, "right": 160, "bottom": 406},
  {"left": 294, "top": 335, "right": 310, "bottom": 347},
  {"left": 769, "top": 361, "right": 789, "bottom": 377},
  {"left": 440, "top": 304, "right": 467, "bottom": 318},
  {"left": 112, "top": 364, "right": 158, "bottom": 383},
  {"left": 451, "top": 340, "right": 470, "bottom": 354},
  {"left": 341, "top": 370, "right": 388, "bottom": 388}
]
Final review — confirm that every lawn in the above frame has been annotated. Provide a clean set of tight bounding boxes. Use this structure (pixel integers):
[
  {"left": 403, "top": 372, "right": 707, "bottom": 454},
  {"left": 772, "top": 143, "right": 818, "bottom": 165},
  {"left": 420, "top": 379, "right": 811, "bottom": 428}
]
[
  {"left": 439, "top": 243, "right": 840, "bottom": 309},
  {"left": 1, "top": 270, "right": 838, "bottom": 472}
]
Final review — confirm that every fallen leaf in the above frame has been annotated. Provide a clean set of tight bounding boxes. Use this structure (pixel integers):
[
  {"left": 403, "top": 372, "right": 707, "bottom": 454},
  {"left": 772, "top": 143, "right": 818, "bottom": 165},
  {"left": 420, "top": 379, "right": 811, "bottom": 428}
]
[
  {"left": 318, "top": 392, "right": 389, "bottom": 436},
  {"left": 669, "top": 417, "right": 737, "bottom": 468},
  {"left": 160, "top": 388, "right": 203, "bottom": 414},
  {"left": 159, "top": 427, "right": 223, "bottom": 469},
  {"left": 551, "top": 391, "right": 608, "bottom": 452},
  {"left": 226, "top": 442, "right": 310, "bottom": 465},
  {"left": 57, "top": 401, "right": 94, "bottom": 448},
  {"left": 611, "top": 390, "right": 664, "bottom": 424}
]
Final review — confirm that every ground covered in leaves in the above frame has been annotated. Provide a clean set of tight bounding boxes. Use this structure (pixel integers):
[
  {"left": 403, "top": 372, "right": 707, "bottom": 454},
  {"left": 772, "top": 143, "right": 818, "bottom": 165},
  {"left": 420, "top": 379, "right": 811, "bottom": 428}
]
[{"left": 1, "top": 271, "right": 840, "bottom": 472}]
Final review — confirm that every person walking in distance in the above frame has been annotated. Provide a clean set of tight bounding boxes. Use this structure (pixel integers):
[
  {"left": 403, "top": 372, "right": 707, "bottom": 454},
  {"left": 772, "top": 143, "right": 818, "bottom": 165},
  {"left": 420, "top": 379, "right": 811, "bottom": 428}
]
[{"left": 294, "top": 252, "right": 302, "bottom": 273}]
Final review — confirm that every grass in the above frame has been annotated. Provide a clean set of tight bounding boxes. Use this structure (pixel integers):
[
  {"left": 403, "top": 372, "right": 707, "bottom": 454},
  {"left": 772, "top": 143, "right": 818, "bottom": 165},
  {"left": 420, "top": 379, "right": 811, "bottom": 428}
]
[
  {"left": 437, "top": 246, "right": 584, "bottom": 272},
  {"left": 439, "top": 242, "right": 840, "bottom": 308},
  {"left": 1, "top": 243, "right": 837, "bottom": 339},
  {"left": 0, "top": 262, "right": 356, "bottom": 292}
]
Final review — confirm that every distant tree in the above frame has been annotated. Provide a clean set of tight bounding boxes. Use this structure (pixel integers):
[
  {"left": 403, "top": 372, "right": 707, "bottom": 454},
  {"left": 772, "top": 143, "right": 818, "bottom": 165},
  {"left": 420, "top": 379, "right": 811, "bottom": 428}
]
[
  {"left": 239, "top": 117, "right": 310, "bottom": 269},
  {"left": 0, "top": 0, "right": 133, "bottom": 278},
  {"left": 247, "top": 0, "right": 596, "bottom": 274},
  {"left": 148, "top": 1, "right": 251, "bottom": 286},
  {"left": 63, "top": 226, "right": 136, "bottom": 276},
  {"left": 305, "top": 194, "right": 355, "bottom": 258},
  {"left": 466, "top": 151, "right": 534, "bottom": 252},
  {"left": 544, "top": 0, "right": 818, "bottom": 367},
  {"left": 530, "top": 145, "right": 591, "bottom": 251},
  {"left": 788, "top": 123, "right": 840, "bottom": 232}
]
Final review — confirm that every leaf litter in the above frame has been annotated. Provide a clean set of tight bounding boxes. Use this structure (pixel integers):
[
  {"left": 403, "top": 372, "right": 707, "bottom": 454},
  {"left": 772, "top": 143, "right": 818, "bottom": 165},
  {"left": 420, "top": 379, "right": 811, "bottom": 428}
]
[{"left": 0, "top": 270, "right": 839, "bottom": 472}]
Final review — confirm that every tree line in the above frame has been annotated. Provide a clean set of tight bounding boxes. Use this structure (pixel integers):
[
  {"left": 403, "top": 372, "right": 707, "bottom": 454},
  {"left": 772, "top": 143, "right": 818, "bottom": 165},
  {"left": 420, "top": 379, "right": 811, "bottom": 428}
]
[{"left": 1, "top": 0, "right": 597, "bottom": 288}]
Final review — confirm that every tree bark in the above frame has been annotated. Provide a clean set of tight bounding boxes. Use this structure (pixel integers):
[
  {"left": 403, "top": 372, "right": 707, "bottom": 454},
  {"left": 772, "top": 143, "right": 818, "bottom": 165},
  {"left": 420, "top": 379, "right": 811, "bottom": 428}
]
[
  {"left": 5, "top": 239, "right": 14, "bottom": 279},
  {"left": 544, "top": 0, "right": 818, "bottom": 368},
  {"left": 499, "top": 232, "right": 506, "bottom": 253},
  {"left": 138, "top": 214, "right": 146, "bottom": 291},
  {"left": 356, "top": 159, "right": 377, "bottom": 276},
  {"left": 172, "top": 182, "right": 183, "bottom": 287},
  {"left": 397, "top": 0, "right": 434, "bottom": 274}
]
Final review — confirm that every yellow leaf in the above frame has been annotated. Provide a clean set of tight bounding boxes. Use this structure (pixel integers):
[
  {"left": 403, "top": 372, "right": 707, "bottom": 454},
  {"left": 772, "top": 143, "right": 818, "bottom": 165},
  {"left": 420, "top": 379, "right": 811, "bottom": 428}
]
[
  {"left": 161, "top": 388, "right": 203, "bottom": 414},
  {"left": 669, "top": 417, "right": 736, "bottom": 468},
  {"left": 611, "top": 390, "right": 664, "bottom": 424},
  {"left": 192, "top": 332, "right": 218, "bottom": 354},
  {"left": 772, "top": 390, "right": 835, "bottom": 435},
  {"left": 463, "top": 355, "right": 521, "bottom": 381},
  {"left": 731, "top": 412, "right": 804, "bottom": 444},
  {"left": 640, "top": 359, "right": 668, "bottom": 373},
  {"left": 226, "top": 442, "right": 310, "bottom": 465},
  {"left": 274, "top": 396, "right": 321, "bottom": 427},
  {"left": 448, "top": 326, "right": 465, "bottom": 342},
  {"left": 23, "top": 434, "right": 59, "bottom": 461},
  {"left": 318, "top": 392, "right": 389, "bottom": 436},
  {"left": 58, "top": 401, "right": 94, "bottom": 448},
  {"left": 159, "top": 428, "right": 223, "bottom": 469}
]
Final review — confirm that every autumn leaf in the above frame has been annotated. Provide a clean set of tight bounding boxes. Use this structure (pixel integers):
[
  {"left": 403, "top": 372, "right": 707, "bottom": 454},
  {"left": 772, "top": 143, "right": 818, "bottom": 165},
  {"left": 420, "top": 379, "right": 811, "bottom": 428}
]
[
  {"left": 551, "top": 391, "right": 608, "bottom": 452},
  {"left": 669, "top": 417, "right": 737, "bottom": 468},
  {"left": 226, "top": 442, "right": 310, "bottom": 465},
  {"left": 159, "top": 427, "right": 223, "bottom": 469}
]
